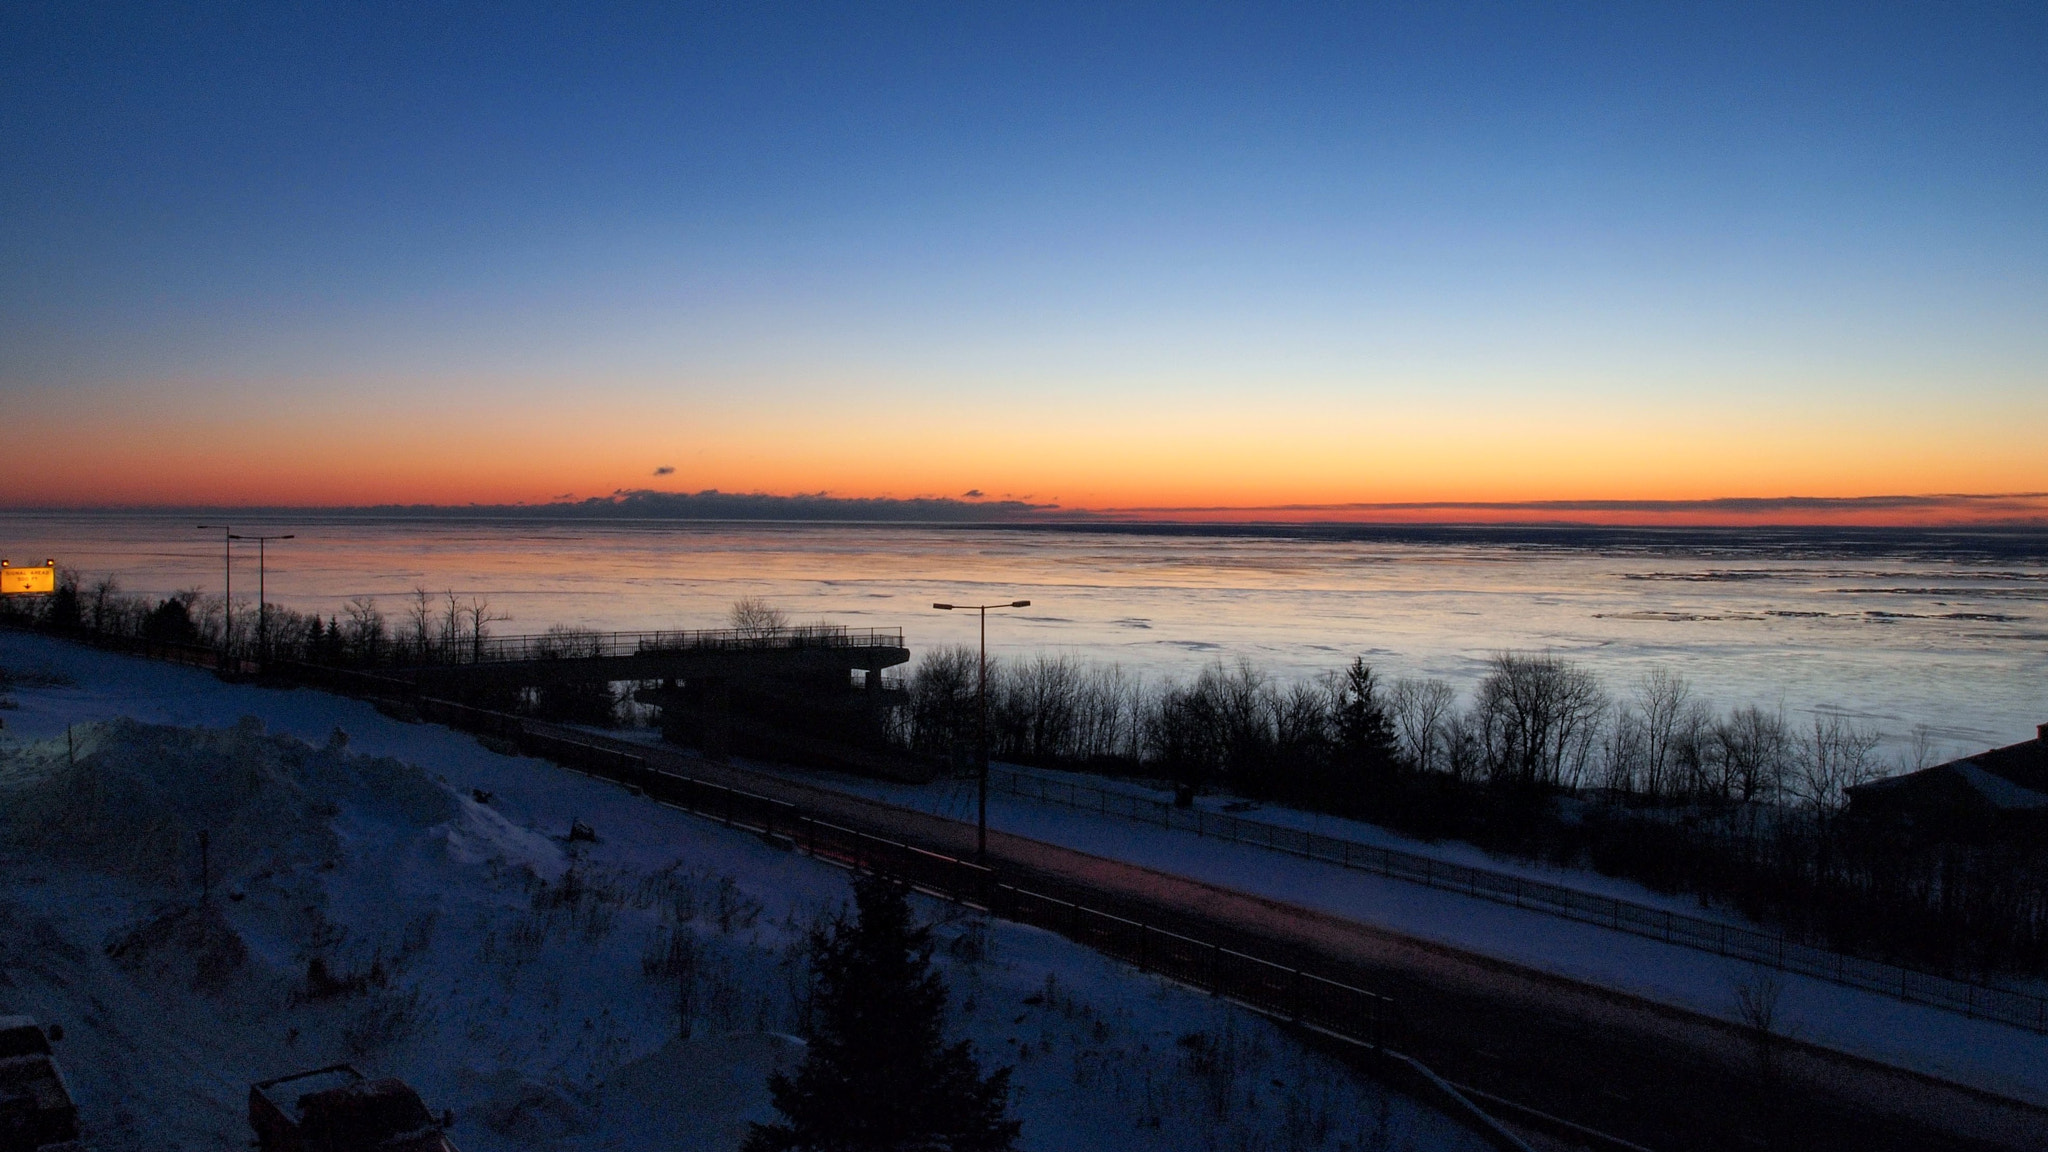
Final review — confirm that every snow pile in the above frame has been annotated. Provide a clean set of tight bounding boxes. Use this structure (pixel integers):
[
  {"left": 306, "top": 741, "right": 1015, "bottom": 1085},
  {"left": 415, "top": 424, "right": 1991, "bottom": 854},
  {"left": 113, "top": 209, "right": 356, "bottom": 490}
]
[
  {"left": 104, "top": 901, "right": 252, "bottom": 994},
  {"left": 0, "top": 716, "right": 452, "bottom": 887},
  {"left": 595, "top": 1031, "right": 805, "bottom": 1147}
]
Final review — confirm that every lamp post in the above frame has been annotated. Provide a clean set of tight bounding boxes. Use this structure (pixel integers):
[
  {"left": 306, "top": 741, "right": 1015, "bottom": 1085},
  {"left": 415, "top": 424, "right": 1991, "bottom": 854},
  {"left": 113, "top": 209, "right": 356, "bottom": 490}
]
[
  {"left": 229, "top": 533, "right": 293, "bottom": 661},
  {"left": 196, "top": 525, "right": 232, "bottom": 657},
  {"left": 931, "top": 599, "right": 1031, "bottom": 860}
]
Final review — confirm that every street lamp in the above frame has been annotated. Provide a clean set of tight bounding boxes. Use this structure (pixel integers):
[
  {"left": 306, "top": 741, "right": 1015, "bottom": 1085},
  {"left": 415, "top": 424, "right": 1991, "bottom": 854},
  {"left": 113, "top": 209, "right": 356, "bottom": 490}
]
[
  {"left": 196, "top": 525, "right": 232, "bottom": 657},
  {"left": 931, "top": 599, "right": 1031, "bottom": 860},
  {"left": 229, "top": 533, "right": 293, "bottom": 661}
]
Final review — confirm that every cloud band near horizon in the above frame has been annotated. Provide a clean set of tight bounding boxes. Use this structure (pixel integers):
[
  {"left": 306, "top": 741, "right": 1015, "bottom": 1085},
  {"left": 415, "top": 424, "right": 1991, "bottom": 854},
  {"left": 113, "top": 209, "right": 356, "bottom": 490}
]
[{"left": 12, "top": 490, "right": 2047, "bottom": 529}]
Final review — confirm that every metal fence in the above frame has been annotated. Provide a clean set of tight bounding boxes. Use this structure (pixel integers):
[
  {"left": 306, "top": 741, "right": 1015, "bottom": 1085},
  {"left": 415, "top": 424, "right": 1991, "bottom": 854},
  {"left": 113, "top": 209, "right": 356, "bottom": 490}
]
[{"left": 989, "top": 767, "right": 2048, "bottom": 1034}]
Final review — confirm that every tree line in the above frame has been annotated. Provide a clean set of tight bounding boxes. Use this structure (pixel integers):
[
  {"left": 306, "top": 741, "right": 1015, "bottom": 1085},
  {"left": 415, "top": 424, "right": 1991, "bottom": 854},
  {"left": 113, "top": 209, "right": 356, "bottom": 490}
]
[
  {"left": 900, "top": 647, "right": 2048, "bottom": 977},
  {"left": 10, "top": 576, "right": 2043, "bottom": 976},
  {"left": 3, "top": 569, "right": 509, "bottom": 666}
]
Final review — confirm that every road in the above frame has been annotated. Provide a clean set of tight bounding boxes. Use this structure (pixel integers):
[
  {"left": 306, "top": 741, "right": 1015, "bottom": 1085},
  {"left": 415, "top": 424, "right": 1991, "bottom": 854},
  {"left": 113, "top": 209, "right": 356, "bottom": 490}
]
[{"left": 534, "top": 722, "right": 2048, "bottom": 1151}]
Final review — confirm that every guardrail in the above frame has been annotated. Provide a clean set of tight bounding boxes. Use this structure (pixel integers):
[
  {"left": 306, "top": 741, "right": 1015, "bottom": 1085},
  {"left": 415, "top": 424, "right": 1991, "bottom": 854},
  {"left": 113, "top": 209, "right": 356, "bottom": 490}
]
[{"left": 989, "top": 767, "right": 2048, "bottom": 1035}]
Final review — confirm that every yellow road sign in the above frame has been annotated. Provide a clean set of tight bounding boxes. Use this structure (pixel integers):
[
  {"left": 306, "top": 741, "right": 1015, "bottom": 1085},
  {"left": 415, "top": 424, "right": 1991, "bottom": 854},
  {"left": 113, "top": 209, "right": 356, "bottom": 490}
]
[{"left": 0, "top": 565, "right": 55, "bottom": 594}]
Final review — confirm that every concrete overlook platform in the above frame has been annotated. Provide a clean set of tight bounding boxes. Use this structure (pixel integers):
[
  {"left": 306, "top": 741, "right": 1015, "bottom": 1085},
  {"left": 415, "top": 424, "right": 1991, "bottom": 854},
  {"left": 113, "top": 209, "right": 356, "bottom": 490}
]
[{"left": 380, "top": 626, "right": 910, "bottom": 693}]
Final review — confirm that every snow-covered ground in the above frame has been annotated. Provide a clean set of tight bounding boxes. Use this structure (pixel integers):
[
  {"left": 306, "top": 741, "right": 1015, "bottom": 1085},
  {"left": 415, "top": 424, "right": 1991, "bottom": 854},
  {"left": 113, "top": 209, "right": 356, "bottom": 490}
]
[
  {"left": 0, "top": 631, "right": 1486, "bottom": 1152},
  {"left": 653, "top": 741, "right": 2048, "bottom": 1106}
]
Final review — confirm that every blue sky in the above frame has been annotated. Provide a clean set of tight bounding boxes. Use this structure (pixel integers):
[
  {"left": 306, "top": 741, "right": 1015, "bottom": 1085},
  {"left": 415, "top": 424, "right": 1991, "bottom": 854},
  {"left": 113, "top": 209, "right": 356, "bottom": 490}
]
[{"left": 3, "top": 2, "right": 2044, "bottom": 511}]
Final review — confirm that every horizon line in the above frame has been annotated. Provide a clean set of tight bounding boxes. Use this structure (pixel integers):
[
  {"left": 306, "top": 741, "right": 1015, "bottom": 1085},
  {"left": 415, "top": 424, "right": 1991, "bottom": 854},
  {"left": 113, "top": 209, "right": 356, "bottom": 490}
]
[{"left": 5, "top": 488, "right": 2048, "bottom": 530}]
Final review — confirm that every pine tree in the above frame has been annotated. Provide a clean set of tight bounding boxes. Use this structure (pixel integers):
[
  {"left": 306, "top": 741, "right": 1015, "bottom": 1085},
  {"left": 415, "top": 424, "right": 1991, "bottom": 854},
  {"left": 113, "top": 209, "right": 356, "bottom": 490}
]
[
  {"left": 1334, "top": 658, "right": 1403, "bottom": 794},
  {"left": 745, "top": 873, "right": 1018, "bottom": 1152}
]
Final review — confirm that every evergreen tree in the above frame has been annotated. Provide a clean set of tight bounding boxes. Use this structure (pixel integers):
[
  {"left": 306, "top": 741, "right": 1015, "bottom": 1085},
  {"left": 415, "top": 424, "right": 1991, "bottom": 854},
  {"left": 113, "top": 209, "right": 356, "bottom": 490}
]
[
  {"left": 141, "top": 596, "right": 200, "bottom": 645},
  {"left": 1334, "top": 658, "right": 1403, "bottom": 793},
  {"left": 45, "top": 571, "right": 82, "bottom": 630},
  {"left": 745, "top": 873, "right": 1018, "bottom": 1152}
]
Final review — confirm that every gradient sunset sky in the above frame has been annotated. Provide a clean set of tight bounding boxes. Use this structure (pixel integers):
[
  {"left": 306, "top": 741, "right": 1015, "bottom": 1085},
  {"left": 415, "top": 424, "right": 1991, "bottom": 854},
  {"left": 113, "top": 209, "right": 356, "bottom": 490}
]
[{"left": 4, "top": 3, "right": 2044, "bottom": 521}]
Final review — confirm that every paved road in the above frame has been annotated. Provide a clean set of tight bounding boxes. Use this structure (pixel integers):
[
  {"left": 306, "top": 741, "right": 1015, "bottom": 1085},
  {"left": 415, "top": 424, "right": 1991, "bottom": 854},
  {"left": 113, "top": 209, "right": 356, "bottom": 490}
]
[{"left": 536, "top": 723, "right": 2048, "bottom": 1152}]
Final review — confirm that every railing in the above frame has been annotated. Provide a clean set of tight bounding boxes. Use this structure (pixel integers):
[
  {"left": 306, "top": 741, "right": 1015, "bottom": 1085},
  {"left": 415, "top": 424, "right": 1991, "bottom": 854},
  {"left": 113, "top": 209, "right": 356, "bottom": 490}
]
[
  {"left": 394, "top": 626, "right": 906, "bottom": 667},
  {"left": 989, "top": 767, "right": 2048, "bottom": 1035}
]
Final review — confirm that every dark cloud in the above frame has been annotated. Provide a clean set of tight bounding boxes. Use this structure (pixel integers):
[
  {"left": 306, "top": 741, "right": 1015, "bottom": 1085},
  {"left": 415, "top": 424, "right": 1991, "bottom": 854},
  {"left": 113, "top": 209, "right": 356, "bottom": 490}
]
[
  {"left": 962, "top": 489, "right": 984, "bottom": 498},
  {"left": 318, "top": 490, "right": 1070, "bottom": 523},
  {"left": 653, "top": 465, "right": 675, "bottom": 476},
  {"left": 1104, "top": 493, "right": 2048, "bottom": 526}
]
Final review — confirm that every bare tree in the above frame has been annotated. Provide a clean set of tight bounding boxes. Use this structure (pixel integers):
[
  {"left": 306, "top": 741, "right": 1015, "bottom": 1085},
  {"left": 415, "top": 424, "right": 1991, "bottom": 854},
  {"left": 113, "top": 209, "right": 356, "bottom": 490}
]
[
  {"left": 1012, "top": 654, "right": 1083, "bottom": 761},
  {"left": 1731, "top": 965, "right": 1789, "bottom": 1088},
  {"left": 1791, "top": 713, "right": 1883, "bottom": 818},
  {"left": 729, "top": 596, "right": 789, "bottom": 640},
  {"left": 465, "top": 596, "right": 509, "bottom": 661},
  {"left": 1440, "top": 709, "right": 1484, "bottom": 785},
  {"left": 908, "top": 645, "right": 980, "bottom": 763},
  {"left": 1210, "top": 659, "right": 1278, "bottom": 791},
  {"left": 1473, "top": 652, "right": 1608, "bottom": 790},
  {"left": 343, "top": 597, "right": 386, "bottom": 663},
  {"left": 1391, "top": 677, "right": 1458, "bottom": 776},
  {"left": 1907, "top": 723, "right": 1944, "bottom": 771},
  {"left": 1276, "top": 677, "right": 1335, "bottom": 763},
  {"left": 439, "top": 591, "right": 465, "bottom": 657},
  {"left": 1599, "top": 702, "right": 1646, "bottom": 796},
  {"left": 1673, "top": 698, "right": 1718, "bottom": 800},
  {"left": 1071, "top": 663, "right": 1140, "bottom": 762},
  {"left": 87, "top": 576, "right": 121, "bottom": 633},
  {"left": 1713, "top": 705, "right": 1791, "bottom": 803},
  {"left": 1633, "top": 667, "right": 1693, "bottom": 799},
  {"left": 407, "top": 585, "right": 436, "bottom": 661}
]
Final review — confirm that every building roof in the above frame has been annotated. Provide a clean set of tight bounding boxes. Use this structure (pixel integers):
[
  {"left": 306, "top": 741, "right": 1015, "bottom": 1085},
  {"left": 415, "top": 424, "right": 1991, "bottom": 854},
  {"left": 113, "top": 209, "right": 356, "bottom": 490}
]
[{"left": 1850, "top": 723, "right": 2048, "bottom": 812}]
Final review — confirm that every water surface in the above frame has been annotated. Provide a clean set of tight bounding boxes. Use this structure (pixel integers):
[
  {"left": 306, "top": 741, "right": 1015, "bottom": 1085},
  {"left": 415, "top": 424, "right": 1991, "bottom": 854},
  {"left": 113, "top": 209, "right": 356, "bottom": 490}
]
[{"left": 3, "top": 513, "right": 2043, "bottom": 756}]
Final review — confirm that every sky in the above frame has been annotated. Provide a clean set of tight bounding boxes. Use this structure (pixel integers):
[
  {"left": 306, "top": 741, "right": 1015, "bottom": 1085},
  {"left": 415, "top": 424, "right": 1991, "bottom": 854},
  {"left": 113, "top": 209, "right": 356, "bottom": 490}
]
[{"left": 3, "top": 2, "right": 2045, "bottom": 521}]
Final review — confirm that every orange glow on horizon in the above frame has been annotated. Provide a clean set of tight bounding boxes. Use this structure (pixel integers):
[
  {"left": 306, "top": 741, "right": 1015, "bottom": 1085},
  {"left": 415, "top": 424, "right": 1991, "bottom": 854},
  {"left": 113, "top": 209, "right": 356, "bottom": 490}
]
[{"left": 10, "top": 374, "right": 2047, "bottom": 527}]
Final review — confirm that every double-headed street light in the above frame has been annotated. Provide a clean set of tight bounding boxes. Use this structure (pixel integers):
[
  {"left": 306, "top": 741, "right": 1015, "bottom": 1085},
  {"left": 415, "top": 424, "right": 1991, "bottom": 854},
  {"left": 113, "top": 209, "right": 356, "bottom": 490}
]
[
  {"left": 196, "top": 526, "right": 294, "bottom": 663},
  {"left": 230, "top": 533, "right": 293, "bottom": 660},
  {"left": 931, "top": 599, "right": 1031, "bottom": 860}
]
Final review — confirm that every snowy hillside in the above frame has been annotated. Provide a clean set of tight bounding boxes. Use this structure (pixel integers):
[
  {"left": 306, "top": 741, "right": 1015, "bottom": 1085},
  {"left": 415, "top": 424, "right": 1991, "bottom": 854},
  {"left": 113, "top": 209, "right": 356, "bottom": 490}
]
[{"left": 0, "top": 632, "right": 1486, "bottom": 1152}]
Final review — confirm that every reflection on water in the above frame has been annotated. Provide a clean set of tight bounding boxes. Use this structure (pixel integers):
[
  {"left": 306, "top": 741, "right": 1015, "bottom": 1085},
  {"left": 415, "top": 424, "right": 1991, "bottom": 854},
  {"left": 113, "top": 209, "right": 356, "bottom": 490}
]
[{"left": 3, "top": 512, "right": 2045, "bottom": 754}]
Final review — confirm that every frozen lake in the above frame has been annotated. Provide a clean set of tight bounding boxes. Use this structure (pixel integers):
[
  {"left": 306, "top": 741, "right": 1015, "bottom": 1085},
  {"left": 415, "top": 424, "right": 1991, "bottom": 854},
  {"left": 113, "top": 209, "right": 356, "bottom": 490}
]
[{"left": 3, "top": 511, "right": 2045, "bottom": 755}]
